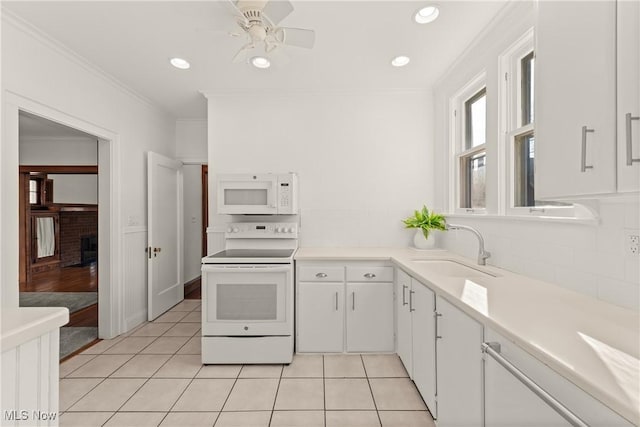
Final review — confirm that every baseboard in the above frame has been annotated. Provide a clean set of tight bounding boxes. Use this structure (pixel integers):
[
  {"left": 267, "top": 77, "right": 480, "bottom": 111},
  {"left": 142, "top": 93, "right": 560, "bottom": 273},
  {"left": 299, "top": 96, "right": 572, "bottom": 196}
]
[
  {"left": 124, "top": 310, "right": 147, "bottom": 334},
  {"left": 184, "top": 276, "right": 201, "bottom": 296}
]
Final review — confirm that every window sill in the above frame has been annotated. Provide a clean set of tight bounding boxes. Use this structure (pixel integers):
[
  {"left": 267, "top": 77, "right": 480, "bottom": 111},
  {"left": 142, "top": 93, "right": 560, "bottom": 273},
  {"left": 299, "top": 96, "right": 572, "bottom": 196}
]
[{"left": 444, "top": 213, "right": 598, "bottom": 226}]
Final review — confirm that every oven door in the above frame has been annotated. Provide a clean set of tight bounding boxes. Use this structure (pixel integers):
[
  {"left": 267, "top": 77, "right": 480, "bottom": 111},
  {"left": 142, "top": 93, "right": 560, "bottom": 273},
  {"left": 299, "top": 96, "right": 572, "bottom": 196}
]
[
  {"left": 217, "top": 175, "right": 277, "bottom": 215},
  {"left": 202, "top": 264, "right": 292, "bottom": 336}
]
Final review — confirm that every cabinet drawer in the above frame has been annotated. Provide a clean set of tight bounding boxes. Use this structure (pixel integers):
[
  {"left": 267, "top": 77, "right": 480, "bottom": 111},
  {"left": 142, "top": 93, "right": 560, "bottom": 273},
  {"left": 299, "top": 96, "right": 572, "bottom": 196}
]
[
  {"left": 346, "top": 266, "right": 394, "bottom": 282},
  {"left": 298, "top": 266, "right": 344, "bottom": 282}
]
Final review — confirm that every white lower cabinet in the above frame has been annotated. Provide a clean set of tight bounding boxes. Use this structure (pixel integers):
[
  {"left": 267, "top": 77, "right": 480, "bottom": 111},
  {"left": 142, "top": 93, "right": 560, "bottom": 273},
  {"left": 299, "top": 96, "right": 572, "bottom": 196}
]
[
  {"left": 297, "top": 282, "right": 344, "bottom": 352},
  {"left": 484, "top": 328, "right": 634, "bottom": 427},
  {"left": 296, "top": 262, "right": 394, "bottom": 353},
  {"left": 396, "top": 269, "right": 437, "bottom": 416},
  {"left": 435, "top": 296, "right": 484, "bottom": 427},
  {"left": 346, "top": 282, "right": 394, "bottom": 352}
]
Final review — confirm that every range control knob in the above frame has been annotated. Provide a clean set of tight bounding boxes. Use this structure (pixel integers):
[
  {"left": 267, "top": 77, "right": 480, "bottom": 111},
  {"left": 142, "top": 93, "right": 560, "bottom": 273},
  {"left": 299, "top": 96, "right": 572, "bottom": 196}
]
[
  {"left": 288, "top": 227, "right": 294, "bottom": 233},
  {"left": 232, "top": 228, "right": 239, "bottom": 233},
  {"left": 227, "top": 227, "right": 233, "bottom": 233}
]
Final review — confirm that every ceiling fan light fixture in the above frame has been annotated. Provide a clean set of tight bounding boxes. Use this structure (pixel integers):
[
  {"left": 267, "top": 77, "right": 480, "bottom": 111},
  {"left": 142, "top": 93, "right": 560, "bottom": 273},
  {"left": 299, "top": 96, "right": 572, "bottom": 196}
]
[
  {"left": 415, "top": 5, "right": 440, "bottom": 24},
  {"left": 170, "top": 57, "right": 191, "bottom": 70},
  {"left": 251, "top": 56, "right": 271, "bottom": 69},
  {"left": 391, "top": 56, "right": 411, "bottom": 67}
]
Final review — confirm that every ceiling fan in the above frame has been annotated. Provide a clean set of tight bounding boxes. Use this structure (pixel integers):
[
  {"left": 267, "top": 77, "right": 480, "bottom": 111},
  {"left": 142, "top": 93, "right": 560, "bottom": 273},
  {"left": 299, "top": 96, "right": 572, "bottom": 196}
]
[{"left": 225, "top": 0, "right": 315, "bottom": 63}]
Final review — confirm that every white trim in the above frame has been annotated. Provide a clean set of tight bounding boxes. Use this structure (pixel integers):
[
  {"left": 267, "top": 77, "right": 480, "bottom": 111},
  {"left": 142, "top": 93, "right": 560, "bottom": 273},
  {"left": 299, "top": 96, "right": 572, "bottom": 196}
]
[
  {"left": 4, "top": 91, "right": 123, "bottom": 339},
  {"left": 201, "top": 88, "right": 431, "bottom": 98},
  {"left": 449, "top": 73, "right": 488, "bottom": 214},
  {"left": 2, "top": 9, "right": 170, "bottom": 118},
  {"left": 445, "top": 213, "right": 598, "bottom": 226},
  {"left": 179, "top": 158, "right": 208, "bottom": 165}
]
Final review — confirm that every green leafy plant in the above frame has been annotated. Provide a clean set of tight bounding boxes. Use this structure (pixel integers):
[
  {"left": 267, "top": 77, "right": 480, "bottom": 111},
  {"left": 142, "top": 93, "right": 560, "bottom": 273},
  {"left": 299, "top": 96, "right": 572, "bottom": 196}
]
[{"left": 402, "top": 205, "right": 447, "bottom": 239}]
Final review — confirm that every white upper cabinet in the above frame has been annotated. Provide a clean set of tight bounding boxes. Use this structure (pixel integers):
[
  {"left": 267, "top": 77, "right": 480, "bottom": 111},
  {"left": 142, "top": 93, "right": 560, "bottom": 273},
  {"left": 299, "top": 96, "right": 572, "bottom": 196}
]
[
  {"left": 617, "top": 0, "right": 640, "bottom": 192},
  {"left": 536, "top": 1, "right": 640, "bottom": 198},
  {"left": 535, "top": 1, "right": 617, "bottom": 198}
]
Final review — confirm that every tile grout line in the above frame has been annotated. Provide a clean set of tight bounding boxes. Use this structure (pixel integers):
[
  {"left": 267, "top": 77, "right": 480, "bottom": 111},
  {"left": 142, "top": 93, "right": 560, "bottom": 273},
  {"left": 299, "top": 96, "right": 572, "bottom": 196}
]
[
  {"left": 361, "top": 354, "right": 384, "bottom": 427},
  {"left": 267, "top": 365, "right": 284, "bottom": 426},
  {"left": 213, "top": 364, "right": 242, "bottom": 426},
  {"left": 322, "top": 355, "right": 327, "bottom": 427}
]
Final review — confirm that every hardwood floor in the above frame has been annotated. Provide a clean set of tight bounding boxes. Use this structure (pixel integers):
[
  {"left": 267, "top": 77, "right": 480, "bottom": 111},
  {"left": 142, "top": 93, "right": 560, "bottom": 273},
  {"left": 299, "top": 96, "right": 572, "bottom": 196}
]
[
  {"left": 185, "top": 277, "right": 201, "bottom": 299},
  {"left": 22, "top": 263, "right": 97, "bottom": 292},
  {"left": 68, "top": 303, "right": 98, "bottom": 327}
]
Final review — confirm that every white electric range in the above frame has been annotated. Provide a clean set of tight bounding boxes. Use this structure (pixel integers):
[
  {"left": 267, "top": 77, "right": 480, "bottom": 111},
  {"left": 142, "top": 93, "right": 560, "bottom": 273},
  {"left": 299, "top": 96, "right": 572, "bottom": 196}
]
[{"left": 201, "top": 222, "right": 297, "bottom": 364}]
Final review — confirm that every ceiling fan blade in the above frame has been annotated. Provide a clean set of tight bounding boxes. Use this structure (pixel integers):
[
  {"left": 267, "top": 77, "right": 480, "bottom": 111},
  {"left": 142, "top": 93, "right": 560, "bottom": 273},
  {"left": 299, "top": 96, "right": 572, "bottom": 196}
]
[
  {"left": 232, "top": 43, "right": 254, "bottom": 63},
  {"left": 262, "top": 0, "right": 294, "bottom": 25},
  {"left": 277, "top": 27, "right": 315, "bottom": 49}
]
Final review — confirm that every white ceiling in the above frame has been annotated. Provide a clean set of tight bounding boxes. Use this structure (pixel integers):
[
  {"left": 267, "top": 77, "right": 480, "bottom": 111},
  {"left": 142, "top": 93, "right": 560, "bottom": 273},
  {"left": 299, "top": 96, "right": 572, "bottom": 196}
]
[{"left": 4, "top": 1, "right": 508, "bottom": 119}]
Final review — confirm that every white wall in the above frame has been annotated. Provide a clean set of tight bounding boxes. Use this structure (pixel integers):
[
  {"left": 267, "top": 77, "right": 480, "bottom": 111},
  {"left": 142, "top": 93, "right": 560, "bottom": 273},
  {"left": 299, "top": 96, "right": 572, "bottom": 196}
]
[
  {"left": 19, "top": 138, "right": 97, "bottom": 164},
  {"left": 432, "top": 2, "right": 640, "bottom": 310},
  {"left": 207, "top": 91, "right": 434, "bottom": 249},
  {"left": 175, "top": 119, "right": 207, "bottom": 282},
  {"left": 48, "top": 174, "right": 98, "bottom": 204},
  {"left": 2, "top": 14, "right": 176, "bottom": 332}
]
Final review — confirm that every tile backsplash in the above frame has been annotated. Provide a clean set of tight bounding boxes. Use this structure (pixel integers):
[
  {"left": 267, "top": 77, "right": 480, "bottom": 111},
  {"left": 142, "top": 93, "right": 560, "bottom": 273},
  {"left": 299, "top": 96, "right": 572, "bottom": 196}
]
[{"left": 438, "top": 197, "right": 640, "bottom": 311}]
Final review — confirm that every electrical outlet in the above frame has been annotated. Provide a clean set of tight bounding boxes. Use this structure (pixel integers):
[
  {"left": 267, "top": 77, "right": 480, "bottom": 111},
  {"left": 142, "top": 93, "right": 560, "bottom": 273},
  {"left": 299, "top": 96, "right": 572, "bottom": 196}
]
[{"left": 626, "top": 232, "right": 640, "bottom": 255}]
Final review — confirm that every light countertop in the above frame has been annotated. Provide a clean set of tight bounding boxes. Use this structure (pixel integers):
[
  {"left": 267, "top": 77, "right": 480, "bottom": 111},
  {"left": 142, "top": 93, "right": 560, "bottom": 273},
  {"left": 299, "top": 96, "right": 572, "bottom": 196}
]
[
  {"left": 1, "top": 306, "right": 69, "bottom": 352},
  {"left": 295, "top": 247, "right": 640, "bottom": 425}
]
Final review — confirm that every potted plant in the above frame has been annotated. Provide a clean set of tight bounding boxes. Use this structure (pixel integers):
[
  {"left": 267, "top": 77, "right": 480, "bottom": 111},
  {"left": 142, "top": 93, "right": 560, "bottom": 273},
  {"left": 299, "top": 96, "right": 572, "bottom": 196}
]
[{"left": 402, "top": 205, "right": 447, "bottom": 249}]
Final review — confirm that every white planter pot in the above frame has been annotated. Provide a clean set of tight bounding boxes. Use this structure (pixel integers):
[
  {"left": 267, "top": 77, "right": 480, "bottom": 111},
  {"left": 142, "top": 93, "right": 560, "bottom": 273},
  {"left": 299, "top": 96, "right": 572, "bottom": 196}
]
[{"left": 413, "top": 230, "right": 435, "bottom": 249}]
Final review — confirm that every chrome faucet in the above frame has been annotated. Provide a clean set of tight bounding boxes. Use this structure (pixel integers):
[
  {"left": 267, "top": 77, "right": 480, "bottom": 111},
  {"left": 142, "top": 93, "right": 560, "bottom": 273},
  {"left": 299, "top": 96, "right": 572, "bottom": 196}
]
[{"left": 446, "top": 223, "right": 491, "bottom": 265}]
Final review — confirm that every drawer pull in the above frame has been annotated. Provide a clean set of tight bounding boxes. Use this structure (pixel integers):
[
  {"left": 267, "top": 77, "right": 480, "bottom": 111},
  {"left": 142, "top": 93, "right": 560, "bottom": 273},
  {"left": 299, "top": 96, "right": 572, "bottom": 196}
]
[
  {"left": 481, "top": 342, "right": 589, "bottom": 427},
  {"left": 315, "top": 272, "right": 328, "bottom": 278},
  {"left": 363, "top": 273, "right": 376, "bottom": 279}
]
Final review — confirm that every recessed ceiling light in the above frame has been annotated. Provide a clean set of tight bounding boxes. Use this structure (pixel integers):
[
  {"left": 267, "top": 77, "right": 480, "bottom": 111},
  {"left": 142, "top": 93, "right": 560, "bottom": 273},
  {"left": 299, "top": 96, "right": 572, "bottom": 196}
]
[
  {"left": 391, "top": 56, "right": 411, "bottom": 67},
  {"left": 415, "top": 5, "right": 440, "bottom": 24},
  {"left": 251, "top": 56, "right": 271, "bottom": 69},
  {"left": 170, "top": 57, "right": 190, "bottom": 70}
]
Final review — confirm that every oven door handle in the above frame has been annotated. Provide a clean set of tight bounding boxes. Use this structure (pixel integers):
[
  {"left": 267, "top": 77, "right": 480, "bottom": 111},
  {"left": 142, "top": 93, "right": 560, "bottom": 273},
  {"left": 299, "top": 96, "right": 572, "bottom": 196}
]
[{"left": 202, "top": 265, "right": 291, "bottom": 273}]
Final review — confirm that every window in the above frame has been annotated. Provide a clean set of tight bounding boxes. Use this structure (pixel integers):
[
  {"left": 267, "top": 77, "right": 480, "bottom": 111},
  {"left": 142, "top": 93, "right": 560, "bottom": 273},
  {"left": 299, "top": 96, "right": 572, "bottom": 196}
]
[
  {"left": 502, "top": 29, "right": 573, "bottom": 216},
  {"left": 29, "top": 179, "right": 40, "bottom": 205},
  {"left": 451, "top": 76, "right": 487, "bottom": 213}
]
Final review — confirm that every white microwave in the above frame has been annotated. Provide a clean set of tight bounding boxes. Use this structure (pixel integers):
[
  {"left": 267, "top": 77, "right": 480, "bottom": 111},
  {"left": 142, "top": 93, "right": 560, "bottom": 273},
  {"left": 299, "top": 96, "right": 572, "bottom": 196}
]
[{"left": 216, "top": 173, "right": 298, "bottom": 215}]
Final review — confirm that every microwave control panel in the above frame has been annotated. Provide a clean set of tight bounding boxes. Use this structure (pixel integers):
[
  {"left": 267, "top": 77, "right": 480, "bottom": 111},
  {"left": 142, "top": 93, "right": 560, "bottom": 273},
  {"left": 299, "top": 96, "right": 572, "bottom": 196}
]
[{"left": 277, "top": 173, "right": 298, "bottom": 214}]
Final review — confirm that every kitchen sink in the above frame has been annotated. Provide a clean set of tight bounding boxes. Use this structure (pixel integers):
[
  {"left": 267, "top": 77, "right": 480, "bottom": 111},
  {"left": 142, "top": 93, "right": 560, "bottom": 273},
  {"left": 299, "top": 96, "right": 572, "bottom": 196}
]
[{"left": 410, "top": 259, "right": 497, "bottom": 278}]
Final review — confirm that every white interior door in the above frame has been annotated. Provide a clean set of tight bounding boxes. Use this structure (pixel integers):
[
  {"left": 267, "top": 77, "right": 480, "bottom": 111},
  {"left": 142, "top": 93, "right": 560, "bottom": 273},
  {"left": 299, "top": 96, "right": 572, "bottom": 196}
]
[{"left": 147, "top": 151, "right": 183, "bottom": 320}]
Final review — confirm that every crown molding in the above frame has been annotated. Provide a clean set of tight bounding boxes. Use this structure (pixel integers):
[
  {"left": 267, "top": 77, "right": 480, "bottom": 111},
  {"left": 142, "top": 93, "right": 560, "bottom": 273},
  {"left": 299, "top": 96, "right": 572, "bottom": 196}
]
[
  {"left": 200, "top": 87, "right": 431, "bottom": 99},
  {"left": 1, "top": 7, "right": 174, "bottom": 120}
]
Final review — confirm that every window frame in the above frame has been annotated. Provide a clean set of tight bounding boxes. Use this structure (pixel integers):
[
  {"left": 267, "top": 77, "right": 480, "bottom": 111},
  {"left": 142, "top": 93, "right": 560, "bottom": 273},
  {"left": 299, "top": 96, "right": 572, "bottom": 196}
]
[
  {"left": 450, "top": 73, "right": 488, "bottom": 215},
  {"left": 500, "top": 29, "right": 576, "bottom": 218}
]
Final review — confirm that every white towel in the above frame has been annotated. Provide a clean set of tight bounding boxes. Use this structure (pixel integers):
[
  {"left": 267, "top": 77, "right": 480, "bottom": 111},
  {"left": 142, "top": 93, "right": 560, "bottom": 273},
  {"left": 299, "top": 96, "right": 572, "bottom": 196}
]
[{"left": 37, "top": 217, "right": 55, "bottom": 258}]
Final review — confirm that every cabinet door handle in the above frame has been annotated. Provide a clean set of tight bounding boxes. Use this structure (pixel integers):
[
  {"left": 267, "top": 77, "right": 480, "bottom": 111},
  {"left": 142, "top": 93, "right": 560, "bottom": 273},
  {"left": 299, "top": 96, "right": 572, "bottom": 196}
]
[
  {"left": 580, "top": 125, "right": 595, "bottom": 172},
  {"left": 409, "top": 290, "right": 415, "bottom": 312},
  {"left": 315, "top": 272, "right": 328, "bottom": 278},
  {"left": 363, "top": 273, "right": 376, "bottom": 279},
  {"left": 335, "top": 292, "right": 339, "bottom": 311},
  {"left": 352, "top": 292, "right": 355, "bottom": 311},
  {"left": 626, "top": 113, "right": 640, "bottom": 166},
  {"left": 402, "top": 285, "right": 408, "bottom": 306},
  {"left": 435, "top": 312, "right": 442, "bottom": 339}
]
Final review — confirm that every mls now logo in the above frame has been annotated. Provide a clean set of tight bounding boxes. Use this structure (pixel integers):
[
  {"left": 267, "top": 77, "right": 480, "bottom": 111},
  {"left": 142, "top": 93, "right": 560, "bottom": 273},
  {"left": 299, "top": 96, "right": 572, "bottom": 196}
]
[{"left": 4, "top": 410, "right": 58, "bottom": 421}]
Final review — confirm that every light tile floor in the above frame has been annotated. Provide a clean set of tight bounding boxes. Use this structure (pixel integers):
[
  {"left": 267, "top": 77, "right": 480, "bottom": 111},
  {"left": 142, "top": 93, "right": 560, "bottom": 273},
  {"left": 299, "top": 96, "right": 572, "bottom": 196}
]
[{"left": 59, "top": 299, "right": 436, "bottom": 427}]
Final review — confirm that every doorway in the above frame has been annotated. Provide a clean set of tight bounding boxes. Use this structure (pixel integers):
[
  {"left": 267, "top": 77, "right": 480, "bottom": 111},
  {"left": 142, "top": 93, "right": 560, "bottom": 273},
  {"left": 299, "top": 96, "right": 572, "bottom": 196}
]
[{"left": 17, "top": 112, "right": 101, "bottom": 358}]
